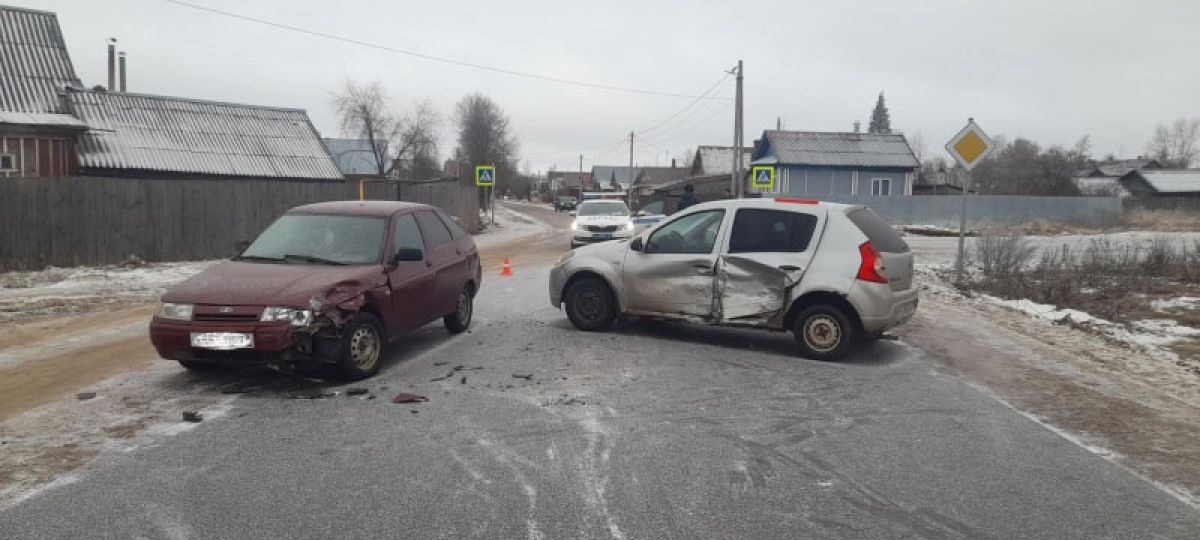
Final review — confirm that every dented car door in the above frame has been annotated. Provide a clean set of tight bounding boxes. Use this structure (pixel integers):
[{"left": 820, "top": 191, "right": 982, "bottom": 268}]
[
  {"left": 718, "top": 207, "right": 825, "bottom": 322},
  {"left": 622, "top": 209, "right": 726, "bottom": 319}
]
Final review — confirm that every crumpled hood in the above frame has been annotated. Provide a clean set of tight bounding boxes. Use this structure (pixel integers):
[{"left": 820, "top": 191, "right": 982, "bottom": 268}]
[
  {"left": 162, "top": 261, "right": 385, "bottom": 308},
  {"left": 574, "top": 215, "right": 632, "bottom": 227}
]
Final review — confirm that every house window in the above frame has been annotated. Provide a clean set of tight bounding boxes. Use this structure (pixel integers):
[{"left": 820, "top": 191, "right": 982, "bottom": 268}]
[
  {"left": 871, "top": 178, "right": 891, "bottom": 196},
  {"left": 0, "top": 154, "right": 15, "bottom": 172}
]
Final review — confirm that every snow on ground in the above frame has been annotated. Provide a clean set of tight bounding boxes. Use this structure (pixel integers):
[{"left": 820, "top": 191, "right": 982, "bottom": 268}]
[
  {"left": 1152, "top": 297, "right": 1200, "bottom": 313},
  {"left": 0, "top": 261, "right": 218, "bottom": 324},
  {"left": 977, "top": 294, "right": 1198, "bottom": 350},
  {"left": 908, "top": 231, "right": 1200, "bottom": 267},
  {"left": 472, "top": 204, "right": 554, "bottom": 250}
]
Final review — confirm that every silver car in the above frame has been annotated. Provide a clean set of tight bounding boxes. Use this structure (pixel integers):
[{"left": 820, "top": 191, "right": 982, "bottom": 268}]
[
  {"left": 569, "top": 200, "right": 636, "bottom": 248},
  {"left": 549, "top": 197, "right": 917, "bottom": 360}
]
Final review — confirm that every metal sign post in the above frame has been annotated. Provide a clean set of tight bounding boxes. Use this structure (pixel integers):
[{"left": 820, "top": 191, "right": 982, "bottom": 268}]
[
  {"left": 944, "top": 118, "right": 995, "bottom": 285},
  {"left": 475, "top": 165, "right": 497, "bottom": 225}
]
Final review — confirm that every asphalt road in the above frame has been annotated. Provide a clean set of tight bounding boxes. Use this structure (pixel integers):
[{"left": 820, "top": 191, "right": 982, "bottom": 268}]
[{"left": 2, "top": 203, "right": 1197, "bottom": 539}]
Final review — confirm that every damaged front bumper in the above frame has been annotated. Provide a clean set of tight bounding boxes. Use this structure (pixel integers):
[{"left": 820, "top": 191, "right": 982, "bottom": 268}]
[{"left": 149, "top": 317, "right": 345, "bottom": 370}]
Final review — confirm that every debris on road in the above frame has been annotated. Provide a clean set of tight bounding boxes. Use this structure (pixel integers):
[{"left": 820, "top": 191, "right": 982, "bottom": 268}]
[
  {"left": 431, "top": 364, "right": 483, "bottom": 382},
  {"left": 542, "top": 395, "right": 587, "bottom": 406},
  {"left": 181, "top": 411, "right": 203, "bottom": 423},
  {"left": 219, "top": 385, "right": 257, "bottom": 394},
  {"left": 75, "top": 392, "right": 96, "bottom": 401},
  {"left": 460, "top": 376, "right": 467, "bottom": 384},
  {"left": 292, "top": 391, "right": 339, "bottom": 400},
  {"left": 392, "top": 393, "right": 429, "bottom": 404},
  {"left": 512, "top": 373, "right": 534, "bottom": 380},
  {"left": 433, "top": 361, "right": 449, "bottom": 366},
  {"left": 345, "top": 388, "right": 369, "bottom": 396}
]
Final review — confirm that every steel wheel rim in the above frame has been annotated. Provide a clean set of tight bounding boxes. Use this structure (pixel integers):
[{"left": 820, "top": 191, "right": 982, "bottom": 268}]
[
  {"left": 457, "top": 290, "right": 472, "bottom": 325},
  {"left": 804, "top": 315, "right": 841, "bottom": 352},
  {"left": 349, "top": 325, "right": 380, "bottom": 369},
  {"left": 574, "top": 287, "right": 604, "bottom": 322}
]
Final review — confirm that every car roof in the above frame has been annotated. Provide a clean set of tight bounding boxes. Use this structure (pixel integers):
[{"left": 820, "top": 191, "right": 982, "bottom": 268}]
[
  {"left": 289, "top": 200, "right": 429, "bottom": 217},
  {"left": 685, "top": 197, "right": 858, "bottom": 214}
]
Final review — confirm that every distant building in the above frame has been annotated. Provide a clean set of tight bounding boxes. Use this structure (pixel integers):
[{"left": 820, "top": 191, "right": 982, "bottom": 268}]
[
  {"left": 748, "top": 130, "right": 919, "bottom": 197},
  {"left": 688, "top": 145, "right": 752, "bottom": 177},
  {"left": 1117, "top": 169, "right": 1200, "bottom": 198},
  {"left": 0, "top": 5, "right": 87, "bottom": 178},
  {"left": 324, "top": 138, "right": 383, "bottom": 180},
  {"left": 548, "top": 171, "right": 592, "bottom": 197},
  {"left": 590, "top": 166, "right": 639, "bottom": 192},
  {"left": 631, "top": 164, "right": 687, "bottom": 207},
  {"left": 1073, "top": 157, "right": 1162, "bottom": 197},
  {"left": 66, "top": 89, "right": 341, "bottom": 180}
]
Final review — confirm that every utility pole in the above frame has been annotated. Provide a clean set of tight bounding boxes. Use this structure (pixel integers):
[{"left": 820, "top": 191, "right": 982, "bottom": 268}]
[
  {"left": 628, "top": 131, "right": 635, "bottom": 206},
  {"left": 731, "top": 60, "right": 744, "bottom": 198}
]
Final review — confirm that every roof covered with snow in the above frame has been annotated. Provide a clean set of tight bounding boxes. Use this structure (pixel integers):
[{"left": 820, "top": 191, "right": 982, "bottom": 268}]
[
  {"left": 692, "top": 145, "right": 753, "bottom": 175},
  {"left": 753, "top": 130, "right": 919, "bottom": 169},
  {"left": 65, "top": 89, "right": 343, "bottom": 180},
  {"left": 0, "top": 5, "right": 81, "bottom": 115},
  {"left": 634, "top": 166, "right": 688, "bottom": 188},
  {"left": 1123, "top": 169, "right": 1200, "bottom": 194}
]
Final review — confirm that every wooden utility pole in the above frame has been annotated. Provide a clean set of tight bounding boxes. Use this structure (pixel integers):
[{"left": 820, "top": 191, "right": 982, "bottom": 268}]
[
  {"left": 628, "top": 131, "right": 635, "bottom": 206},
  {"left": 732, "top": 60, "right": 744, "bottom": 198}
]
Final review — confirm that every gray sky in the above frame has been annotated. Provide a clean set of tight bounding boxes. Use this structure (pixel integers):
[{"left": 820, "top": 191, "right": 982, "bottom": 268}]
[{"left": 25, "top": 0, "right": 1200, "bottom": 172}]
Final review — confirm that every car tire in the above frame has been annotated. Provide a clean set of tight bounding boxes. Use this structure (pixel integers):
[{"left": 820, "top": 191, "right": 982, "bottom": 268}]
[
  {"left": 336, "top": 312, "right": 385, "bottom": 380},
  {"left": 564, "top": 277, "right": 616, "bottom": 331},
  {"left": 177, "top": 359, "right": 221, "bottom": 371},
  {"left": 443, "top": 285, "right": 474, "bottom": 334},
  {"left": 791, "top": 304, "right": 856, "bottom": 361}
]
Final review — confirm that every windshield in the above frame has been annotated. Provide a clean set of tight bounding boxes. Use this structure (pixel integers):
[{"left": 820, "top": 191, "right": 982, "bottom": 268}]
[
  {"left": 578, "top": 201, "right": 629, "bottom": 216},
  {"left": 239, "top": 214, "right": 386, "bottom": 265}
]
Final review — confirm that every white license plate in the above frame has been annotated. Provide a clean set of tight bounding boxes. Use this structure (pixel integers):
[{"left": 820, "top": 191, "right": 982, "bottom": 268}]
[
  {"left": 190, "top": 332, "right": 254, "bottom": 351},
  {"left": 594, "top": 233, "right": 612, "bottom": 240}
]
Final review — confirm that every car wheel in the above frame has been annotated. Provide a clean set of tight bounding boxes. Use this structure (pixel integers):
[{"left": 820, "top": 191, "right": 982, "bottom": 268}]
[
  {"left": 337, "top": 313, "right": 385, "bottom": 380},
  {"left": 564, "top": 277, "right": 616, "bottom": 331},
  {"left": 791, "top": 304, "right": 856, "bottom": 361},
  {"left": 178, "top": 359, "right": 221, "bottom": 371},
  {"left": 444, "top": 285, "right": 474, "bottom": 334}
]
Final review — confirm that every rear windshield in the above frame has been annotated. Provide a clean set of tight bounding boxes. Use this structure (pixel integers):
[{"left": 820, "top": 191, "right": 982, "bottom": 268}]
[{"left": 846, "top": 207, "right": 909, "bottom": 253}]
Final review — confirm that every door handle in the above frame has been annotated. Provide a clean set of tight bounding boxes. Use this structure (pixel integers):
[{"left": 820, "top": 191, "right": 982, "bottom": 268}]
[{"left": 779, "top": 265, "right": 801, "bottom": 272}]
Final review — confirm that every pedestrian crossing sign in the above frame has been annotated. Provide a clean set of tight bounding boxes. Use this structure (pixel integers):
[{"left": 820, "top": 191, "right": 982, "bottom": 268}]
[
  {"left": 475, "top": 165, "right": 496, "bottom": 187},
  {"left": 751, "top": 165, "right": 775, "bottom": 190}
]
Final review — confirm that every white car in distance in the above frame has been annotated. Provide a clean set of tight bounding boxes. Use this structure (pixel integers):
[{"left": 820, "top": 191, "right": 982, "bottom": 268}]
[{"left": 570, "top": 200, "right": 635, "bottom": 249}]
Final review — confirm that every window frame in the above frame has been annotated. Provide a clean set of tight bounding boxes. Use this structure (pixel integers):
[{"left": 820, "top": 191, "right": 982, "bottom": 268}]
[
  {"left": 644, "top": 209, "right": 726, "bottom": 255},
  {"left": 871, "top": 178, "right": 892, "bottom": 196},
  {"left": 728, "top": 208, "right": 819, "bottom": 254},
  {"left": 0, "top": 154, "right": 15, "bottom": 172},
  {"left": 391, "top": 212, "right": 428, "bottom": 258},
  {"left": 414, "top": 210, "right": 455, "bottom": 249}
]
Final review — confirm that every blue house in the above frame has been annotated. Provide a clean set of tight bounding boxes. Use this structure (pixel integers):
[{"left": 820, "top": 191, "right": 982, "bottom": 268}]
[{"left": 748, "top": 130, "right": 919, "bottom": 197}]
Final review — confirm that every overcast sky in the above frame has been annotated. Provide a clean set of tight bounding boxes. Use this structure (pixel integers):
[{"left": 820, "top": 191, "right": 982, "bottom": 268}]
[{"left": 23, "top": 0, "right": 1200, "bottom": 173}]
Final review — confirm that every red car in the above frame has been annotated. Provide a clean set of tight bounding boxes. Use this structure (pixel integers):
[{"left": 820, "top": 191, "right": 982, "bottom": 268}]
[{"left": 149, "top": 201, "right": 480, "bottom": 380}]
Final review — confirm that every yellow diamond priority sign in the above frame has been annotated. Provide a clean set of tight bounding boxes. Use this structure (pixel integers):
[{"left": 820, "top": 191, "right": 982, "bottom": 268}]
[{"left": 945, "top": 119, "right": 994, "bottom": 171}]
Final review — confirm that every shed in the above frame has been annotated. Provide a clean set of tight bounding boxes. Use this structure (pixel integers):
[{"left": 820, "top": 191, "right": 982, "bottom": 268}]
[{"left": 1118, "top": 169, "right": 1200, "bottom": 198}]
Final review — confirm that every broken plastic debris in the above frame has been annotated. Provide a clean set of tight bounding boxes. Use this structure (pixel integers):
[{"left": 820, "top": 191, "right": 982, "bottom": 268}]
[
  {"left": 392, "top": 393, "right": 429, "bottom": 404},
  {"left": 512, "top": 373, "right": 533, "bottom": 380},
  {"left": 293, "top": 391, "right": 339, "bottom": 400},
  {"left": 346, "top": 388, "right": 369, "bottom": 396},
  {"left": 75, "top": 392, "right": 97, "bottom": 401},
  {"left": 182, "top": 411, "right": 203, "bottom": 423}
]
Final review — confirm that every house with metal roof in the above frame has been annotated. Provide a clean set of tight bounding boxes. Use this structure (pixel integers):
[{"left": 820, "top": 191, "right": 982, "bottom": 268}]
[
  {"left": 590, "top": 165, "right": 639, "bottom": 192},
  {"left": 65, "top": 89, "right": 342, "bottom": 180},
  {"left": 548, "top": 171, "right": 591, "bottom": 197},
  {"left": 1072, "top": 157, "right": 1162, "bottom": 196},
  {"left": 689, "top": 145, "right": 752, "bottom": 177},
  {"left": 748, "top": 130, "right": 919, "bottom": 197},
  {"left": 1117, "top": 169, "right": 1200, "bottom": 198},
  {"left": 0, "top": 5, "right": 87, "bottom": 178}
]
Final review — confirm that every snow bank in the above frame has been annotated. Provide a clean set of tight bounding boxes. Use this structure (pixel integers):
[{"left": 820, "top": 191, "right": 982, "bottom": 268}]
[
  {"left": 472, "top": 205, "right": 553, "bottom": 249},
  {"left": 978, "top": 295, "right": 1198, "bottom": 348},
  {"left": 1151, "top": 296, "right": 1200, "bottom": 313}
]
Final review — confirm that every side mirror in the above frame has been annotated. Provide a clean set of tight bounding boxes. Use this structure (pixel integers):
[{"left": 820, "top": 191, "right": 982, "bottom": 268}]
[
  {"left": 393, "top": 248, "right": 424, "bottom": 262},
  {"left": 629, "top": 237, "right": 644, "bottom": 252},
  {"left": 634, "top": 210, "right": 648, "bottom": 217}
]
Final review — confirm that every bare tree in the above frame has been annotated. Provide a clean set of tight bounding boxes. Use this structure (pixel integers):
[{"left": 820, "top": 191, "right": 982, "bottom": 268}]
[
  {"left": 331, "top": 81, "right": 440, "bottom": 178},
  {"left": 454, "top": 93, "right": 518, "bottom": 194},
  {"left": 908, "top": 131, "right": 928, "bottom": 165},
  {"left": 1147, "top": 117, "right": 1200, "bottom": 168}
]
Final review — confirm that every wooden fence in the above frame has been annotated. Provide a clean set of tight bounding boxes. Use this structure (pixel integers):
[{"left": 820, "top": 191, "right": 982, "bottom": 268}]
[{"left": 0, "top": 176, "right": 480, "bottom": 271}]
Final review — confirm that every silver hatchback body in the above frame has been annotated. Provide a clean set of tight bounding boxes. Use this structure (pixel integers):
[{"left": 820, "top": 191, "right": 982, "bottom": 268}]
[{"left": 548, "top": 198, "right": 918, "bottom": 360}]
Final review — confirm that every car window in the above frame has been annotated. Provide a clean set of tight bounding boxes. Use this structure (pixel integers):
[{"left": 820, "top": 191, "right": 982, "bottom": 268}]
[
  {"left": 392, "top": 213, "right": 425, "bottom": 254},
  {"left": 646, "top": 210, "right": 725, "bottom": 254},
  {"left": 434, "top": 210, "right": 469, "bottom": 240},
  {"left": 415, "top": 211, "right": 454, "bottom": 248},
  {"left": 241, "top": 214, "right": 385, "bottom": 265},
  {"left": 846, "top": 207, "right": 909, "bottom": 253},
  {"left": 729, "top": 209, "right": 818, "bottom": 254},
  {"left": 639, "top": 201, "right": 664, "bottom": 215}
]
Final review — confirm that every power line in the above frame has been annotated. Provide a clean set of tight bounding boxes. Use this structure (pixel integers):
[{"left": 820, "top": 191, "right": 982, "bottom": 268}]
[
  {"left": 162, "top": 0, "right": 732, "bottom": 100},
  {"left": 634, "top": 74, "right": 730, "bottom": 137},
  {"left": 640, "top": 100, "right": 734, "bottom": 149}
]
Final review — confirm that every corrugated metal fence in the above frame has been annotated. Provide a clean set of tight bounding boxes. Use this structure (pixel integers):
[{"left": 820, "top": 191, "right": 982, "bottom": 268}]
[
  {"left": 814, "top": 195, "right": 1123, "bottom": 228},
  {"left": 1122, "top": 197, "right": 1200, "bottom": 213},
  {"left": 0, "top": 176, "right": 480, "bottom": 271}
]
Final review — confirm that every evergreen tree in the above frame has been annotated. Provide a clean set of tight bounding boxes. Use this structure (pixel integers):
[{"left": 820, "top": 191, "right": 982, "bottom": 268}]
[{"left": 868, "top": 92, "right": 891, "bottom": 134}]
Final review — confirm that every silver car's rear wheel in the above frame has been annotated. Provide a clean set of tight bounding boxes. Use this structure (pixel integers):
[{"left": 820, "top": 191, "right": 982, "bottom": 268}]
[{"left": 792, "top": 304, "right": 855, "bottom": 361}]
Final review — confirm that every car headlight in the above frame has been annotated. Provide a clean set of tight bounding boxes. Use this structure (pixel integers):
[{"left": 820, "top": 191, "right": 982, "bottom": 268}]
[
  {"left": 623, "top": 221, "right": 635, "bottom": 232},
  {"left": 158, "top": 303, "right": 194, "bottom": 321},
  {"left": 261, "top": 307, "right": 314, "bottom": 327},
  {"left": 571, "top": 221, "right": 583, "bottom": 232}
]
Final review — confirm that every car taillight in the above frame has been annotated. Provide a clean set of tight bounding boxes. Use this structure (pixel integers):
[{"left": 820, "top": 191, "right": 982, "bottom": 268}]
[{"left": 856, "top": 241, "right": 888, "bottom": 284}]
